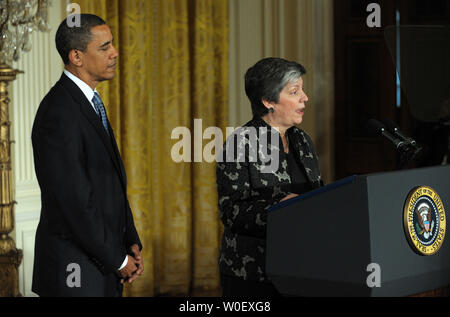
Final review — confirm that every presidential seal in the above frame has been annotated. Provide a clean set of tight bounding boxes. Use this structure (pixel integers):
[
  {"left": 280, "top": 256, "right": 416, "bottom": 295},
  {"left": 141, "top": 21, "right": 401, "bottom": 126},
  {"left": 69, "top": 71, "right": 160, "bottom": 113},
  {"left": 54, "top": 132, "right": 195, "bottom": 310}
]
[{"left": 403, "top": 186, "right": 446, "bottom": 256}]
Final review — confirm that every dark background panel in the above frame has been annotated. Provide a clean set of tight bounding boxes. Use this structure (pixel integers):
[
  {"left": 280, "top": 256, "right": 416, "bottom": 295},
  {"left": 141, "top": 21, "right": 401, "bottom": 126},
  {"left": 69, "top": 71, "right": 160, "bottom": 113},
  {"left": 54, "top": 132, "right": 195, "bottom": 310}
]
[{"left": 334, "top": 0, "right": 450, "bottom": 179}]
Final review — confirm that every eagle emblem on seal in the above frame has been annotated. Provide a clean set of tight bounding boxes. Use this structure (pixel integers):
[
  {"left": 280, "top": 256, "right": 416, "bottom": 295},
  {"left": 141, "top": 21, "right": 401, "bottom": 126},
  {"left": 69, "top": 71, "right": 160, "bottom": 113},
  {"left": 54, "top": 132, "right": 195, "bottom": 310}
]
[{"left": 415, "top": 203, "right": 435, "bottom": 239}]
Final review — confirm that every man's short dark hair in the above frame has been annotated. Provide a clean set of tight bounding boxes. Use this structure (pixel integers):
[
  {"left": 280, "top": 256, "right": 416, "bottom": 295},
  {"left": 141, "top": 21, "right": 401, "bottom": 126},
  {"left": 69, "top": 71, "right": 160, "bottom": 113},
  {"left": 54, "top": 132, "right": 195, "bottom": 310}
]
[
  {"left": 55, "top": 14, "right": 106, "bottom": 65},
  {"left": 245, "top": 57, "right": 307, "bottom": 118}
]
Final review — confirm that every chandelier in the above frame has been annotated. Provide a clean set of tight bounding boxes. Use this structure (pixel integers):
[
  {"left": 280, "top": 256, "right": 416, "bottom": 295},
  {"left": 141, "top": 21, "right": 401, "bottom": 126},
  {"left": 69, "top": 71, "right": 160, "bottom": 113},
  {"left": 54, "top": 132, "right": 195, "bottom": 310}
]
[{"left": 0, "top": 0, "right": 51, "bottom": 65}]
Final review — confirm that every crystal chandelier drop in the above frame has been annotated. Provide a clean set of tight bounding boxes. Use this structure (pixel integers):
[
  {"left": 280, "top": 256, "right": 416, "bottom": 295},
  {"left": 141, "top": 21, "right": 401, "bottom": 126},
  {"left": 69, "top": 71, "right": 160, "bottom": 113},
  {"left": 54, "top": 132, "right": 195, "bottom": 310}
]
[{"left": 0, "top": 0, "right": 52, "bottom": 64}]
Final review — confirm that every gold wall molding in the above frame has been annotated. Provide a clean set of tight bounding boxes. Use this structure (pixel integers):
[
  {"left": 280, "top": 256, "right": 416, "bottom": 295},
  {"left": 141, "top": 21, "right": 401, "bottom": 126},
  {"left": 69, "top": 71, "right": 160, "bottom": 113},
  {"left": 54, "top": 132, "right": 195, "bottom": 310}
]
[
  {"left": 8, "top": 1, "right": 64, "bottom": 296},
  {"left": 0, "top": 64, "right": 23, "bottom": 297}
]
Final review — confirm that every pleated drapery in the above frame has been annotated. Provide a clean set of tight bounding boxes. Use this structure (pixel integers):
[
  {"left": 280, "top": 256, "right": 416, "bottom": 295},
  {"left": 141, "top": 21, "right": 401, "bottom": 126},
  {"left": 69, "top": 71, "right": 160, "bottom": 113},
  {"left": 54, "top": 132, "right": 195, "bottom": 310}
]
[{"left": 76, "top": 0, "right": 228, "bottom": 296}]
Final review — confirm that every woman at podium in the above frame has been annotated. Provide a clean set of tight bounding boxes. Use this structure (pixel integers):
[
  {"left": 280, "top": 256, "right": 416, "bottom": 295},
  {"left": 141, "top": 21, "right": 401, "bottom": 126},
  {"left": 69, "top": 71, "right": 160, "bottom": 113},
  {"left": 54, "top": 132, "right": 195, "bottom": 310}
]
[{"left": 216, "top": 57, "right": 323, "bottom": 297}]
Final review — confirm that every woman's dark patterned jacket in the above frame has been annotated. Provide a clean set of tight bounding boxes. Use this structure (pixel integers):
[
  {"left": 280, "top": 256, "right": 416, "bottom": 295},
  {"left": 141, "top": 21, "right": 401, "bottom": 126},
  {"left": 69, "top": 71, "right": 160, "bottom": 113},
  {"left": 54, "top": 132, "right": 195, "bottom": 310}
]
[{"left": 216, "top": 116, "right": 322, "bottom": 282}]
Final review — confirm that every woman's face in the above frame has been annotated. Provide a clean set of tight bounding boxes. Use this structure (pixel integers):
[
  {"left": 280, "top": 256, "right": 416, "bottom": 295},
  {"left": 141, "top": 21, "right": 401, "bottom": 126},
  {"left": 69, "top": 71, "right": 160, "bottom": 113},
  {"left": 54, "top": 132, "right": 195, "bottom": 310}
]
[{"left": 264, "top": 76, "right": 309, "bottom": 129}]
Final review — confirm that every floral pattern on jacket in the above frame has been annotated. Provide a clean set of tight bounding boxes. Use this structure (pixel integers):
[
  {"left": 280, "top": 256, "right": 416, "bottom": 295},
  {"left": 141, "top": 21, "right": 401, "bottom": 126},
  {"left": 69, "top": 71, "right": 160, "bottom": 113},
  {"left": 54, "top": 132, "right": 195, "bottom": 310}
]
[{"left": 216, "top": 116, "right": 322, "bottom": 282}]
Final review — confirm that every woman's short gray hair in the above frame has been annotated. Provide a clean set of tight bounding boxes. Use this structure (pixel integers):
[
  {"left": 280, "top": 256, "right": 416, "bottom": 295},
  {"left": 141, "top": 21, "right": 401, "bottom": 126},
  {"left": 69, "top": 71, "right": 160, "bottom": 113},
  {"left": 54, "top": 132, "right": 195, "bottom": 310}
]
[{"left": 245, "top": 57, "right": 306, "bottom": 117}]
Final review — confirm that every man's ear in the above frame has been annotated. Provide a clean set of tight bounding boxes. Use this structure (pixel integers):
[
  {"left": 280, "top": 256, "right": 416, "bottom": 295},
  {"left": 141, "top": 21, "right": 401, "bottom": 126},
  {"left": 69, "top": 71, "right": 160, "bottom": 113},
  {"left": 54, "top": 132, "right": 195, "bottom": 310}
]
[{"left": 68, "top": 49, "right": 83, "bottom": 67}]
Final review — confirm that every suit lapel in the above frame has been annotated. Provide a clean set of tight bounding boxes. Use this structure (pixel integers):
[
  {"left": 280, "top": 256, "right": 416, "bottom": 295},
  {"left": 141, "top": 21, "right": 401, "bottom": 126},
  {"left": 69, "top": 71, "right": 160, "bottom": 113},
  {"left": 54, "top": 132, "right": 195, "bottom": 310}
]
[{"left": 59, "top": 74, "right": 125, "bottom": 188}]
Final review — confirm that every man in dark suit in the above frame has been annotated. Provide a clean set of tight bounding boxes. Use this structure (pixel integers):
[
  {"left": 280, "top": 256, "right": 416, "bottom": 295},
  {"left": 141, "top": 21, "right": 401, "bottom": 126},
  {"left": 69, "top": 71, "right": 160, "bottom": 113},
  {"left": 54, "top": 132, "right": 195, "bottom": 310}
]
[{"left": 31, "top": 14, "right": 143, "bottom": 297}]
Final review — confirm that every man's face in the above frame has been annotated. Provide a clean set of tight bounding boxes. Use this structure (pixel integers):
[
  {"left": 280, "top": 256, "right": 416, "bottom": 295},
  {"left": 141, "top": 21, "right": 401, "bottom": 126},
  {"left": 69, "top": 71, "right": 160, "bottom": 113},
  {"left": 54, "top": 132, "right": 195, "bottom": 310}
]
[{"left": 80, "top": 24, "right": 118, "bottom": 84}]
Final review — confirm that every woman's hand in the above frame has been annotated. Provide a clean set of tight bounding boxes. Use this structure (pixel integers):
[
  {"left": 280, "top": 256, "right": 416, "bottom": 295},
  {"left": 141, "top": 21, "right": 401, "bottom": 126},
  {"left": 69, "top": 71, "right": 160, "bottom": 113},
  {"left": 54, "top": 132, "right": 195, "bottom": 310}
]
[{"left": 280, "top": 193, "right": 298, "bottom": 202}]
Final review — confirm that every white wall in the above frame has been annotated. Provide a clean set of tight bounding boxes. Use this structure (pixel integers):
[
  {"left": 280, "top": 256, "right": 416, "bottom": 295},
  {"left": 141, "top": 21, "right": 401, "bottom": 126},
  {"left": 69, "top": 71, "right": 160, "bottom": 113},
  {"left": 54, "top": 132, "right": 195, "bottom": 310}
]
[{"left": 11, "top": 0, "right": 65, "bottom": 297}]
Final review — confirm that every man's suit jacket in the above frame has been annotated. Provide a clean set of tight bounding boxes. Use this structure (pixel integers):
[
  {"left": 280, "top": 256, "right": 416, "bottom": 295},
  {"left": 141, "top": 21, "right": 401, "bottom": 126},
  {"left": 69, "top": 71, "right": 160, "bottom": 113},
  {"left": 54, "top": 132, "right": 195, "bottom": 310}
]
[{"left": 31, "top": 73, "right": 142, "bottom": 296}]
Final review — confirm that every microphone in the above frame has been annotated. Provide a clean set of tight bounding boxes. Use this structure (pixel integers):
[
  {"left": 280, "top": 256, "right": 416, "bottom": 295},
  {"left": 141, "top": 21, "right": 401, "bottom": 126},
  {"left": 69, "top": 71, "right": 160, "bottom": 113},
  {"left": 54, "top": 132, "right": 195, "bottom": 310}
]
[
  {"left": 382, "top": 119, "right": 417, "bottom": 147},
  {"left": 366, "top": 119, "right": 408, "bottom": 151},
  {"left": 382, "top": 119, "right": 423, "bottom": 158}
]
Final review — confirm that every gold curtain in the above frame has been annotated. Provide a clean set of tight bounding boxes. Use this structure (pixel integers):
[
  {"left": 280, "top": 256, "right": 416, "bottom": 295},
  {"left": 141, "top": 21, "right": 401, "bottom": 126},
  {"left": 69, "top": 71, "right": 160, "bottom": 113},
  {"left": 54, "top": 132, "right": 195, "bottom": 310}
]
[{"left": 76, "top": 0, "right": 228, "bottom": 296}]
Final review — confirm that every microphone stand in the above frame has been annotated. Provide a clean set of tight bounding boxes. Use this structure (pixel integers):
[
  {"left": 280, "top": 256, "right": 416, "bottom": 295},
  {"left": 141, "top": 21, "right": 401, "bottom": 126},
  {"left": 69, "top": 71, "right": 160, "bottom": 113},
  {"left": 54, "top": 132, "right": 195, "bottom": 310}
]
[
  {"left": 367, "top": 118, "right": 423, "bottom": 170},
  {"left": 380, "top": 119, "right": 421, "bottom": 169},
  {"left": 397, "top": 146, "right": 416, "bottom": 170}
]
